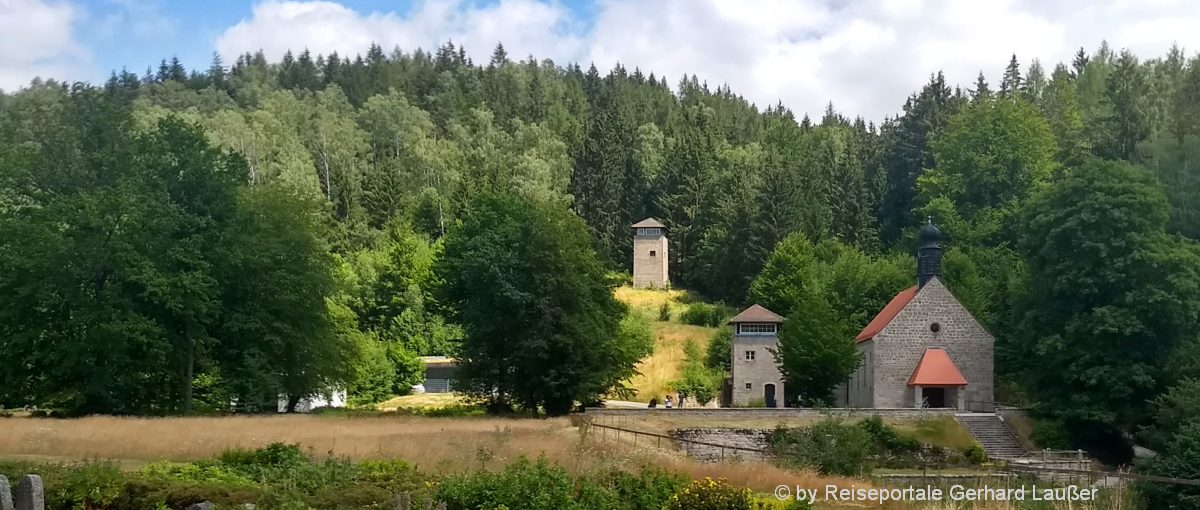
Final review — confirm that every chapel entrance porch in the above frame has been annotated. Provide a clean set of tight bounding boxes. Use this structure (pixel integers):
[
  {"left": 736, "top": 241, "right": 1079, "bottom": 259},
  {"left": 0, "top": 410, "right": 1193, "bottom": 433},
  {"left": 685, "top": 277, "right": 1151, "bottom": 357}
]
[{"left": 908, "top": 347, "right": 968, "bottom": 409}]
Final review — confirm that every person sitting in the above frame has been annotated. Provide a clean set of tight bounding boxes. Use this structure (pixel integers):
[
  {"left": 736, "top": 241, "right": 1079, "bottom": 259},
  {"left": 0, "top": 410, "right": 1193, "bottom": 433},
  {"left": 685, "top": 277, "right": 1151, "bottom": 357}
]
[
  {"left": 648, "top": 397, "right": 658, "bottom": 408},
  {"left": 664, "top": 395, "right": 673, "bottom": 409}
]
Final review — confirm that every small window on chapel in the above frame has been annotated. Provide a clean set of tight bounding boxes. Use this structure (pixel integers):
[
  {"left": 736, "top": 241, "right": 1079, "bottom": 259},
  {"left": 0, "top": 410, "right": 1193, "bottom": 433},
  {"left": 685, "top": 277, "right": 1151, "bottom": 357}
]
[
  {"left": 745, "top": 383, "right": 752, "bottom": 390},
  {"left": 650, "top": 250, "right": 656, "bottom": 257},
  {"left": 930, "top": 322, "right": 941, "bottom": 333},
  {"left": 745, "top": 350, "right": 755, "bottom": 361}
]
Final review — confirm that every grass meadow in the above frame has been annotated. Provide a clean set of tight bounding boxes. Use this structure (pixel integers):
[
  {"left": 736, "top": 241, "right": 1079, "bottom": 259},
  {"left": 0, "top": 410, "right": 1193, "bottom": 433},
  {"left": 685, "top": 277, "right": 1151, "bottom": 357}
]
[{"left": 614, "top": 286, "right": 719, "bottom": 402}]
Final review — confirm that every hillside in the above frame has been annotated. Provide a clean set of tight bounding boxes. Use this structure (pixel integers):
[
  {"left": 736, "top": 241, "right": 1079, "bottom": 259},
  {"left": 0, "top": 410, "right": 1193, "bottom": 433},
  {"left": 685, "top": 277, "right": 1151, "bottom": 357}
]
[{"left": 614, "top": 286, "right": 720, "bottom": 403}]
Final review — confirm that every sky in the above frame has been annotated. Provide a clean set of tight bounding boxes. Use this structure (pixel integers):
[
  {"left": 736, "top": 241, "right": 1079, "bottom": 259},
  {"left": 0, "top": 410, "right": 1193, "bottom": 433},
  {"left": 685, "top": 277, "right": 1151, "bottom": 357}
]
[{"left": 3, "top": 0, "right": 1200, "bottom": 120}]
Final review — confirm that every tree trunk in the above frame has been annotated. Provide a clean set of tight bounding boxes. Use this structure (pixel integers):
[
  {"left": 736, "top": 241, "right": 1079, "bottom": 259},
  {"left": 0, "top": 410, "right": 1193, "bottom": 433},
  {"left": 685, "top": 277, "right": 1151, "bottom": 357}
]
[
  {"left": 287, "top": 394, "right": 301, "bottom": 413},
  {"left": 183, "top": 325, "right": 194, "bottom": 415}
]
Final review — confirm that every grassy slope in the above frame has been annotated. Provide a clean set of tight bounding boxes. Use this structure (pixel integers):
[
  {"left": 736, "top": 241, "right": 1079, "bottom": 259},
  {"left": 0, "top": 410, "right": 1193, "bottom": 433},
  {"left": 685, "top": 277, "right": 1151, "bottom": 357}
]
[{"left": 614, "top": 286, "right": 719, "bottom": 403}]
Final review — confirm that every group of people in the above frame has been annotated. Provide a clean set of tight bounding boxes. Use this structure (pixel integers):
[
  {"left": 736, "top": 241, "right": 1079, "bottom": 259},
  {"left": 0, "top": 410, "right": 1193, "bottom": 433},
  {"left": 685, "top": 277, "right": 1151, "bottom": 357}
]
[{"left": 647, "top": 393, "right": 686, "bottom": 409}]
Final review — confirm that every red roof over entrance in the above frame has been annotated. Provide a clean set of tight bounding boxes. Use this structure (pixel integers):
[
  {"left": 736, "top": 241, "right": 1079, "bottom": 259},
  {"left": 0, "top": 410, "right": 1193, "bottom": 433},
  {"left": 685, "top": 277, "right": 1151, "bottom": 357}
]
[
  {"left": 855, "top": 286, "right": 918, "bottom": 343},
  {"left": 907, "top": 348, "right": 968, "bottom": 387}
]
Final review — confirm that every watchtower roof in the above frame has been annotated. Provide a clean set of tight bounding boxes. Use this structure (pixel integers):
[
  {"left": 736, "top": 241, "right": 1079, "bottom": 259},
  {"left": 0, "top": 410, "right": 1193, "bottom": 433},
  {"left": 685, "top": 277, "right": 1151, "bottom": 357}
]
[
  {"left": 728, "top": 304, "right": 783, "bottom": 324},
  {"left": 631, "top": 218, "right": 667, "bottom": 229}
]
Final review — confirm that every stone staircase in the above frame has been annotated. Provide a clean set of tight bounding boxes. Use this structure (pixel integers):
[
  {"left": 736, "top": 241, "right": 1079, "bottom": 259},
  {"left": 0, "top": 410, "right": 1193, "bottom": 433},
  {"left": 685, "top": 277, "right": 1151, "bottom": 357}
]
[{"left": 956, "top": 413, "right": 1028, "bottom": 459}]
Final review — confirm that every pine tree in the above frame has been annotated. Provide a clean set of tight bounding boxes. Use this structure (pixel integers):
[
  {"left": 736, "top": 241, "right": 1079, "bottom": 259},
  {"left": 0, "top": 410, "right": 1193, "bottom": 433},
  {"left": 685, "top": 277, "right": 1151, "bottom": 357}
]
[
  {"left": 971, "top": 71, "right": 992, "bottom": 101},
  {"left": 1071, "top": 47, "right": 1090, "bottom": 78},
  {"left": 999, "top": 54, "right": 1022, "bottom": 98}
]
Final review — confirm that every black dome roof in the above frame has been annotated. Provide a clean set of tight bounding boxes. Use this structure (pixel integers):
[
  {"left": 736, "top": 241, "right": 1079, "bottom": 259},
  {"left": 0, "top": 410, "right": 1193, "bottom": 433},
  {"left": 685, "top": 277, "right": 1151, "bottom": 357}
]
[{"left": 918, "top": 218, "right": 942, "bottom": 248}]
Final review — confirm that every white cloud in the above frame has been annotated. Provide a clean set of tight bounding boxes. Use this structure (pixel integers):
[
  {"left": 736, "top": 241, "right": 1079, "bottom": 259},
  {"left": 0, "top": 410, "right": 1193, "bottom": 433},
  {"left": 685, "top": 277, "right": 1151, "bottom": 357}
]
[
  {"left": 209, "top": 0, "right": 1200, "bottom": 120},
  {"left": 0, "top": 0, "right": 86, "bottom": 91},
  {"left": 215, "top": 0, "right": 584, "bottom": 64}
]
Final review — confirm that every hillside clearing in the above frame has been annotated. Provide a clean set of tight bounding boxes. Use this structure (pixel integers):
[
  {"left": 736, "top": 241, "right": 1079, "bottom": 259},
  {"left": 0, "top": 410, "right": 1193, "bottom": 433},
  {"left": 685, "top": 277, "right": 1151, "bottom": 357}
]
[{"left": 614, "top": 286, "right": 721, "bottom": 402}]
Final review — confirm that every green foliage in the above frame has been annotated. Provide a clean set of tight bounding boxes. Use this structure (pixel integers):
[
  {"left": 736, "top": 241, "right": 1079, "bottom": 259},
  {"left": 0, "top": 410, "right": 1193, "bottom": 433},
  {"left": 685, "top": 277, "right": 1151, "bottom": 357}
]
[
  {"left": 768, "top": 419, "right": 873, "bottom": 476},
  {"left": 1029, "top": 420, "right": 1072, "bottom": 450},
  {"left": 437, "top": 457, "right": 685, "bottom": 510},
  {"left": 680, "top": 303, "right": 729, "bottom": 327},
  {"left": 1016, "top": 159, "right": 1200, "bottom": 459},
  {"left": 670, "top": 340, "right": 722, "bottom": 405},
  {"left": 664, "top": 478, "right": 753, "bottom": 510},
  {"left": 776, "top": 290, "right": 860, "bottom": 406},
  {"left": 436, "top": 193, "right": 648, "bottom": 415},
  {"left": 963, "top": 443, "right": 989, "bottom": 464},
  {"left": 1136, "top": 420, "right": 1200, "bottom": 509},
  {"left": 658, "top": 302, "right": 672, "bottom": 321},
  {"left": 52, "top": 462, "right": 127, "bottom": 510},
  {"left": 705, "top": 327, "right": 733, "bottom": 372},
  {"left": 919, "top": 97, "right": 1057, "bottom": 245},
  {"left": 768, "top": 417, "right": 976, "bottom": 475}
]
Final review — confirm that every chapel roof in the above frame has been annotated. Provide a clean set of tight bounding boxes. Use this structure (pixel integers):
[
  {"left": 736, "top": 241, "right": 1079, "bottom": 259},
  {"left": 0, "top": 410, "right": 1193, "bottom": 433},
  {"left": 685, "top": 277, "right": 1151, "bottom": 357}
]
[
  {"left": 631, "top": 218, "right": 667, "bottom": 229},
  {"left": 907, "top": 348, "right": 968, "bottom": 386},
  {"left": 728, "top": 304, "right": 784, "bottom": 324},
  {"left": 855, "top": 285, "right": 919, "bottom": 343}
]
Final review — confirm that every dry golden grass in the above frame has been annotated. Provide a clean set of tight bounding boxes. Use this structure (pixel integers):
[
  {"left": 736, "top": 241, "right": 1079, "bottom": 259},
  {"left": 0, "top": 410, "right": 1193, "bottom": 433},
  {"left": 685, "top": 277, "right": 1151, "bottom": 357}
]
[
  {"left": 0, "top": 414, "right": 875, "bottom": 496},
  {"left": 0, "top": 415, "right": 576, "bottom": 473},
  {"left": 376, "top": 393, "right": 466, "bottom": 411},
  {"left": 613, "top": 286, "right": 691, "bottom": 317},
  {"left": 614, "top": 286, "right": 720, "bottom": 403},
  {"left": 624, "top": 322, "right": 717, "bottom": 402}
]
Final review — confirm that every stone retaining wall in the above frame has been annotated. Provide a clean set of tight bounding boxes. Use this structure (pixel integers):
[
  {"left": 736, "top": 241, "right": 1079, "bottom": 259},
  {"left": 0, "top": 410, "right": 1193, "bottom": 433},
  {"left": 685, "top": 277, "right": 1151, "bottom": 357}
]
[
  {"left": 669, "top": 429, "right": 769, "bottom": 462},
  {"left": 585, "top": 407, "right": 958, "bottom": 420}
]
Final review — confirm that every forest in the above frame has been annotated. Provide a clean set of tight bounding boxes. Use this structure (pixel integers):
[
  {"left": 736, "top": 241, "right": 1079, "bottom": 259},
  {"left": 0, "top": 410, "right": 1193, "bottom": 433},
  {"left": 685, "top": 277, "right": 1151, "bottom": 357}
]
[{"left": 2, "top": 39, "right": 1200, "bottom": 477}]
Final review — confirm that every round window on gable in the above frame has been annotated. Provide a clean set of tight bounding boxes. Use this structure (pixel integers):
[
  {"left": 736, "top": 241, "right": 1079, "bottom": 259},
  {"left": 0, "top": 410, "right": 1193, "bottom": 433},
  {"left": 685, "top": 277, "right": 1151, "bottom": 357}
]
[{"left": 930, "top": 322, "right": 941, "bottom": 333}]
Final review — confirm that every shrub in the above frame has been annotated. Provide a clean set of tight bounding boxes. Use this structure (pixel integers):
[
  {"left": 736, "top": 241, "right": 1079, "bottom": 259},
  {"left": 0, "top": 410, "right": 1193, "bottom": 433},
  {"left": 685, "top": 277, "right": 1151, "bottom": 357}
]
[
  {"left": 218, "top": 442, "right": 308, "bottom": 470},
  {"left": 437, "top": 457, "right": 580, "bottom": 510},
  {"left": 658, "top": 303, "right": 672, "bottom": 322},
  {"left": 860, "top": 415, "right": 921, "bottom": 452},
  {"left": 50, "top": 462, "right": 126, "bottom": 510},
  {"left": 964, "top": 443, "right": 989, "bottom": 464},
  {"left": 1030, "top": 419, "right": 1071, "bottom": 449},
  {"left": 680, "top": 303, "right": 729, "bottom": 327},
  {"left": 600, "top": 466, "right": 687, "bottom": 510},
  {"left": 768, "top": 419, "right": 872, "bottom": 476},
  {"left": 665, "top": 478, "right": 752, "bottom": 510}
]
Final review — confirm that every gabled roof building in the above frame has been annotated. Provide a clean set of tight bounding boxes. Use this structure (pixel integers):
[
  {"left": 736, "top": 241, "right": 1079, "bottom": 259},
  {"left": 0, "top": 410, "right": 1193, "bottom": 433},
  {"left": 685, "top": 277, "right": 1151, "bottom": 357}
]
[{"left": 838, "top": 220, "right": 994, "bottom": 410}]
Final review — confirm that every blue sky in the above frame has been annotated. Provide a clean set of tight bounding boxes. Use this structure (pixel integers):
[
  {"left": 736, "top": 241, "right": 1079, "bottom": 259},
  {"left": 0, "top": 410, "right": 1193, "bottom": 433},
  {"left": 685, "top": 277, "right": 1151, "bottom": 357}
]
[{"left": 4, "top": 0, "right": 1200, "bottom": 120}]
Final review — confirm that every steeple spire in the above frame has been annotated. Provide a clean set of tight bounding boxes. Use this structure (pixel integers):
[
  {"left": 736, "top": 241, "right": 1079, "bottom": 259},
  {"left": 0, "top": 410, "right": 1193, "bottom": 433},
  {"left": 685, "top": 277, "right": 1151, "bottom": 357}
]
[{"left": 917, "top": 218, "right": 943, "bottom": 287}]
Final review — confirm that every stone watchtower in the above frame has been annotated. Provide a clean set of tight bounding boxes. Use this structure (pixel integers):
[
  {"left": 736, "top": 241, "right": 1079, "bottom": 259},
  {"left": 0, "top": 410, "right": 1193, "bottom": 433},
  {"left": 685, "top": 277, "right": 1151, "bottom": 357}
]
[
  {"left": 729, "top": 304, "right": 785, "bottom": 407},
  {"left": 631, "top": 218, "right": 669, "bottom": 289}
]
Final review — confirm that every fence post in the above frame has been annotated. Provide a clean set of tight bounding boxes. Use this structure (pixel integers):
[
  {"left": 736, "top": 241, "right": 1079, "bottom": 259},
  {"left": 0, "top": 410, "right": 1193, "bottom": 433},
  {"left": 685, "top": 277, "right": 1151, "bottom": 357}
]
[
  {"left": 1, "top": 475, "right": 13, "bottom": 510},
  {"left": 14, "top": 475, "right": 43, "bottom": 510}
]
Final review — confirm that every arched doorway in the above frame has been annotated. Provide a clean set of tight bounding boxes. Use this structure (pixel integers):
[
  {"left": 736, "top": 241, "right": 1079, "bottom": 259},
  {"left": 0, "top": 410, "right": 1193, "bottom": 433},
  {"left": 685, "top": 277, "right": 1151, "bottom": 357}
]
[{"left": 764, "top": 383, "right": 777, "bottom": 408}]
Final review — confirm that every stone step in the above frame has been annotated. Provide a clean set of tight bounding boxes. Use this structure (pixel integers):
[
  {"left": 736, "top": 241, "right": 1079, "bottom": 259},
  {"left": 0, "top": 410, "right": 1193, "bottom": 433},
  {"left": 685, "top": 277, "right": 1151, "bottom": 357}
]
[{"left": 955, "top": 414, "right": 1028, "bottom": 460}]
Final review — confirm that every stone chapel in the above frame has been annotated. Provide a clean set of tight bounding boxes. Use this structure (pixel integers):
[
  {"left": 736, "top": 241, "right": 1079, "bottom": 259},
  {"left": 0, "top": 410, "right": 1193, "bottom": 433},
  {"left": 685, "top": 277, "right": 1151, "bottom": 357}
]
[{"left": 838, "top": 220, "right": 994, "bottom": 409}]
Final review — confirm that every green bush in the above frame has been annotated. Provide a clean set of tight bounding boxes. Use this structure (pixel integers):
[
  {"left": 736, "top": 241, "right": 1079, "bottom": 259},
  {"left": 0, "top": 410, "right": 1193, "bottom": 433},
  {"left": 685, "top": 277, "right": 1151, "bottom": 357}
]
[
  {"left": 1030, "top": 419, "right": 1071, "bottom": 449},
  {"left": 665, "top": 478, "right": 752, "bottom": 510},
  {"left": 768, "top": 419, "right": 874, "bottom": 476},
  {"left": 51, "top": 462, "right": 126, "bottom": 510},
  {"left": 963, "top": 443, "right": 989, "bottom": 464},
  {"left": 658, "top": 303, "right": 672, "bottom": 321},
  {"left": 438, "top": 457, "right": 685, "bottom": 510},
  {"left": 679, "top": 303, "right": 730, "bottom": 327},
  {"left": 859, "top": 415, "right": 921, "bottom": 452},
  {"left": 438, "top": 457, "right": 580, "bottom": 510}
]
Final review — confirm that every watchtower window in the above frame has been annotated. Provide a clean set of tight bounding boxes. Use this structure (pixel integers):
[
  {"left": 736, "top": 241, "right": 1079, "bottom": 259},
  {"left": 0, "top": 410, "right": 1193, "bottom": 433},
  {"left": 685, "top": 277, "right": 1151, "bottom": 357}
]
[
  {"left": 649, "top": 250, "right": 656, "bottom": 257},
  {"left": 637, "top": 227, "right": 662, "bottom": 236},
  {"left": 744, "top": 350, "right": 755, "bottom": 361},
  {"left": 738, "top": 323, "right": 777, "bottom": 335}
]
